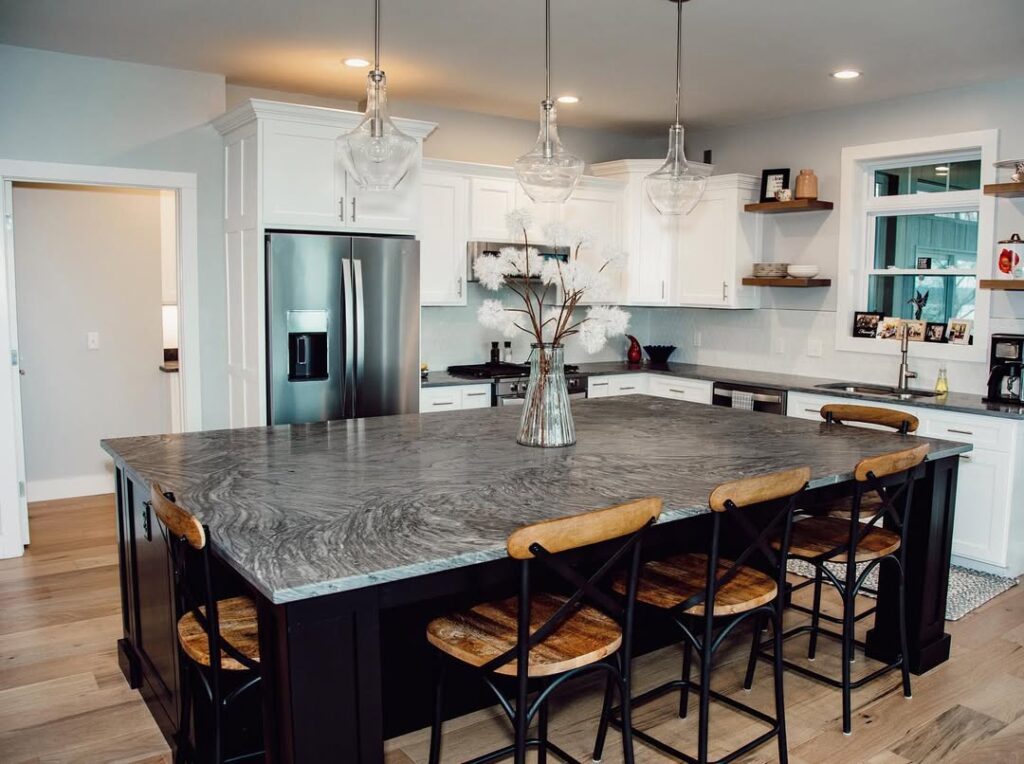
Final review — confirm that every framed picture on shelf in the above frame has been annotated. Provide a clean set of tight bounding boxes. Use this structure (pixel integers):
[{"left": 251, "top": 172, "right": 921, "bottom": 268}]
[
  {"left": 905, "top": 320, "right": 926, "bottom": 342},
  {"left": 946, "top": 318, "right": 973, "bottom": 345},
  {"left": 759, "top": 168, "right": 791, "bottom": 202},
  {"left": 876, "top": 316, "right": 903, "bottom": 340},
  {"left": 916, "top": 257, "right": 932, "bottom": 269},
  {"left": 853, "top": 311, "right": 884, "bottom": 338},
  {"left": 924, "top": 322, "right": 948, "bottom": 343}
]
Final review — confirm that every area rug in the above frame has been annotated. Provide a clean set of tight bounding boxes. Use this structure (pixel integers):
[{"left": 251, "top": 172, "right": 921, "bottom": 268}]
[{"left": 787, "top": 559, "right": 1018, "bottom": 621}]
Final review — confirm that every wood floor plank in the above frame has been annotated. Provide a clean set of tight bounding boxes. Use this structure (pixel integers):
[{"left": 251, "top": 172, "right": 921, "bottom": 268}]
[{"left": 891, "top": 704, "right": 1004, "bottom": 763}]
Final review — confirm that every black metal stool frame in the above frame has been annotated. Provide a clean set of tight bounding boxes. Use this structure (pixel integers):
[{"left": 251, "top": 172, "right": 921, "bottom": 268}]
[
  {"left": 745, "top": 466, "right": 916, "bottom": 735},
  {"left": 150, "top": 491, "right": 263, "bottom": 764},
  {"left": 596, "top": 488, "right": 806, "bottom": 764},
  {"left": 427, "top": 518, "right": 655, "bottom": 764}
]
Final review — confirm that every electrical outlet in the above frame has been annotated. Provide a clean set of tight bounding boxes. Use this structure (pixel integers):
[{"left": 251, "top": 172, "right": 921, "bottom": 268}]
[
  {"left": 87, "top": 332, "right": 100, "bottom": 351},
  {"left": 693, "top": 331, "right": 702, "bottom": 348},
  {"left": 773, "top": 338, "right": 785, "bottom": 354},
  {"left": 807, "top": 339, "right": 823, "bottom": 358}
]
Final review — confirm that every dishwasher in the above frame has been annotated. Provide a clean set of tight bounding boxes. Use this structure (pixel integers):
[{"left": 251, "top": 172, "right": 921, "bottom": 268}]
[{"left": 712, "top": 382, "right": 787, "bottom": 415}]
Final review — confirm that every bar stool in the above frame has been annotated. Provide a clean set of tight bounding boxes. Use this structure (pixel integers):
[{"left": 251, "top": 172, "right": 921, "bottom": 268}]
[
  {"left": 148, "top": 484, "right": 263, "bottom": 764},
  {"left": 747, "top": 444, "right": 929, "bottom": 734},
  {"left": 425, "top": 497, "right": 663, "bottom": 764},
  {"left": 597, "top": 467, "right": 811, "bottom": 764},
  {"left": 789, "top": 404, "right": 921, "bottom": 614}
]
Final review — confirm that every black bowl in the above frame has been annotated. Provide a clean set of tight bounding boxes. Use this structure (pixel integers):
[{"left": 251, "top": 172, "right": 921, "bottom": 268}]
[{"left": 643, "top": 345, "right": 677, "bottom": 364}]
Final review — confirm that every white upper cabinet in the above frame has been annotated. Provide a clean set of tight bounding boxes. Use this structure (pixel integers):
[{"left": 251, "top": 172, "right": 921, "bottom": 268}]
[
  {"left": 420, "top": 170, "right": 469, "bottom": 306},
  {"left": 468, "top": 176, "right": 519, "bottom": 240},
  {"left": 676, "top": 175, "right": 761, "bottom": 309},
  {"left": 349, "top": 160, "right": 422, "bottom": 232},
  {"left": 561, "top": 182, "right": 627, "bottom": 303},
  {"left": 591, "top": 161, "right": 761, "bottom": 309}
]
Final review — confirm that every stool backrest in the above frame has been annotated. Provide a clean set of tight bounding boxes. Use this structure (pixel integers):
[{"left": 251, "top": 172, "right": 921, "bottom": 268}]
[
  {"left": 671, "top": 467, "right": 811, "bottom": 619},
  {"left": 855, "top": 444, "right": 929, "bottom": 481},
  {"left": 821, "top": 403, "right": 919, "bottom": 434},
  {"left": 148, "top": 484, "right": 259, "bottom": 680},
  {"left": 481, "top": 497, "right": 663, "bottom": 676}
]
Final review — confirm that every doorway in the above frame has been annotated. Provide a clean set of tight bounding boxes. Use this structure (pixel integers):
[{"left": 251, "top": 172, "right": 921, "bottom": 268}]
[{"left": 0, "top": 161, "right": 202, "bottom": 558}]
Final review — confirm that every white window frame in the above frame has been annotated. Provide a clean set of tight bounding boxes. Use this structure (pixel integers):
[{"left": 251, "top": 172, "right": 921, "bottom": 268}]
[{"left": 835, "top": 130, "right": 997, "bottom": 362}]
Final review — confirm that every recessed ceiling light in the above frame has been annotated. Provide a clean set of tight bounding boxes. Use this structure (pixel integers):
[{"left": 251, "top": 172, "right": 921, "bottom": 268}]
[
  {"left": 343, "top": 57, "right": 370, "bottom": 68},
  {"left": 831, "top": 69, "right": 862, "bottom": 80},
  {"left": 556, "top": 95, "right": 580, "bottom": 105}
]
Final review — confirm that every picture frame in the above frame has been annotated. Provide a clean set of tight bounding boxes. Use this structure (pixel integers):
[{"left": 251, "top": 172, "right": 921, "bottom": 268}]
[
  {"left": 853, "top": 311, "right": 884, "bottom": 338},
  {"left": 924, "top": 322, "right": 948, "bottom": 343},
  {"left": 946, "top": 318, "right": 973, "bottom": 345},
  {"left": 759, "top": 168, "right": 791, "bottom": 202},
  {"left": 916, "top": 256, "right": 932, "bottom": 269},
  {"left": 904, "top": 319, "right": 926, "bottom": 342},
  {"left": 876, "top": 316, "right": 903, "bottom": 340}
]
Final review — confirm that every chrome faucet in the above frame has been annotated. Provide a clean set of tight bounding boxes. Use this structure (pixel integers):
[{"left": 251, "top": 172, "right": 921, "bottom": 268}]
[{"left": 897, "top": 324, "right": 917, "bottom": 391}]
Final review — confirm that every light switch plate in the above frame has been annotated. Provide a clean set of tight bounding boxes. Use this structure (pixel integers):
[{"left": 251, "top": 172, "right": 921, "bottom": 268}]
[
  {"left": 807, "top": 339, "right": 823, "bottom": 357},
  {"left": 693, "top": 331, "right": 702, "bottom": 348},
  {"left": 87, "top": 332, "right": 100, "bottom": 350}
]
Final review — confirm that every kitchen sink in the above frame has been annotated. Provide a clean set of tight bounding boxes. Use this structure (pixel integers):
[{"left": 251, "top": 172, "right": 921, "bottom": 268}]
[{"left": 815, "top": 382, "right": 940, "bottom": 399}]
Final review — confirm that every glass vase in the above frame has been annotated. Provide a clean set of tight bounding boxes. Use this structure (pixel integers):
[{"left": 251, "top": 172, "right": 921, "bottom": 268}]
[{"left": 517, "top": 343, "right": 576, "bottom": 448}]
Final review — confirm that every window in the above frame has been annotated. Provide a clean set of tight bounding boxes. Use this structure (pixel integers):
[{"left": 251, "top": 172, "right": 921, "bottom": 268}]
[{"left": 836, "top": 131, "right": 997, "bottom": 360}]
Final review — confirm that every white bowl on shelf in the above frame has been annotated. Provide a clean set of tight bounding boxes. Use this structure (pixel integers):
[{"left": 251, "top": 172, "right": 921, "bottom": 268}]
[
  {"left": 787, "top": 265, "right": 820, "bottom": 279},
  {"left": 752, "top": 263, "right": 789, "bottom": 278}
]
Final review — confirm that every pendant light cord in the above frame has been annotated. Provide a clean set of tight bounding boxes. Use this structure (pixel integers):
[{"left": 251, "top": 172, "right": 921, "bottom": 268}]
[
  {"left": 674, "top": 0, "right": 682, "bottom": 126},
  {"left": 545, "top": 0, "right": 552, "bottom": 103},
  {"left": 374, "top": 0, "right": 382, "bottom": 72}
]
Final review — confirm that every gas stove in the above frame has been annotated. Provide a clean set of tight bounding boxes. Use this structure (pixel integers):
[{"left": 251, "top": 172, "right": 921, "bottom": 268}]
[{"left": 447, "top": 361, "right": 580, "bottom": 380}]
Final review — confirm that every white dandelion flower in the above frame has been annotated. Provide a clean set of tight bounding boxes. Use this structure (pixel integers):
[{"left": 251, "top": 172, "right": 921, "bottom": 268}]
[
  {"left": 586, "top": 305, "right": 631, "bottom": 337},
  {"left": 473, "top": 252, "right": 511, "bottom": 291},
  {"left": 543, "top": 221, "right": 573, "bottom": 248},
  {"left": 505, "top": 208, "right": 533, "bottom": 238},
  {"left": 477, "top": 300, "right": 518, "bottom": 337},
  {"left": 578, "top": 319, "right": 608, "bottom": 353}
]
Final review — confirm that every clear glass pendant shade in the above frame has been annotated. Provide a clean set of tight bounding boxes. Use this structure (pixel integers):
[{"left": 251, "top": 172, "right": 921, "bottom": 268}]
[
  {"left": 336, "top": 70, "right": 417, "bottom": 191},
  {"left": 514, "top": 101, "right": 584, "bottom": 204},
  {"left": 644, "top": 124, "right": 712, "bottom": 215}
]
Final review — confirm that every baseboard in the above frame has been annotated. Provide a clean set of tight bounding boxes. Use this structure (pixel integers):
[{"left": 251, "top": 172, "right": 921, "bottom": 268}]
[{"left": 27, "top": 473, "right": 114, "bottom": 502}]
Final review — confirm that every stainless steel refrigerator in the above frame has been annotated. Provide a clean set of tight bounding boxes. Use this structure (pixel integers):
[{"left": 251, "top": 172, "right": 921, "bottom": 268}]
[{"left": 266, "top": 232, "right": 420, "bottom": 425}]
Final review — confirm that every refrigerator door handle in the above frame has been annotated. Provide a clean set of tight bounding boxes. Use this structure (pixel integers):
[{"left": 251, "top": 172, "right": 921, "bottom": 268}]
[
  {"left": 342, "top": 258, "right": 355, "bottom": 417},
  {"left": 353, "top": 257, "right": 366, "bottom": 418}
]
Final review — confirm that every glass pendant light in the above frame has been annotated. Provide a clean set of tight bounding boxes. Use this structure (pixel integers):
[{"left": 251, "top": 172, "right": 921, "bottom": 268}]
[
  {"left": 336, "top": 0, "right": 416, "bottom": 191},
  {"left": 644, "top": 0, "right": 712, "bottom": 215},
  {"left": 513, "top": 0, "right": 584, "bottom": 204}
]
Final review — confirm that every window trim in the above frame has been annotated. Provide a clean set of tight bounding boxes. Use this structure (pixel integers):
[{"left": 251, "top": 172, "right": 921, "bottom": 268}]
[{"left": 835, "top": 130, "right": 997, "bottom": 362}]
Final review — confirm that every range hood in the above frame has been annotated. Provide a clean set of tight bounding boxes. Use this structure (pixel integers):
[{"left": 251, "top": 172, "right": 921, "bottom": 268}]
[{"left": 466, "top": 241, "right": 570, "bottom": 283}]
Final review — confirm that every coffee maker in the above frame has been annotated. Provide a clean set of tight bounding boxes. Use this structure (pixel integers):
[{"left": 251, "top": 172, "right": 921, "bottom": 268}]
[{"left": 985, "top": 334, "right": 1024, "bottom": 404}]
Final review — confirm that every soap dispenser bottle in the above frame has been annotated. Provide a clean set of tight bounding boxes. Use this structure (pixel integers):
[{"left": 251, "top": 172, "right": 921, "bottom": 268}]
[{"left": 935, "top": 366, "right": 949, "bottom": 396}]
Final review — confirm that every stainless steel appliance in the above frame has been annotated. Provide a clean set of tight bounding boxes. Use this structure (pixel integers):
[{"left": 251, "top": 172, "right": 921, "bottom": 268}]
[
  {"left": 266, "top": 232, "right": 420, "bottom": 425},
  {"left": 712, "top": 382, "right": 787, "bottom": 415},
  {"left": 446, "top": 361, "right": 587, "bottom": 406},
  {"left": 466, "top": 241, "right": 570, "bottom": 283},
  {"left": 985, "top": 333, "right": 1024, "bottom": 404}
]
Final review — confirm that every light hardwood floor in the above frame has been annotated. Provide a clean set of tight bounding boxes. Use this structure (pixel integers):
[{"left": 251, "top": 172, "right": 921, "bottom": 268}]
[{"left": 2, "top": 495, "right": 1023, "bottom": 763}]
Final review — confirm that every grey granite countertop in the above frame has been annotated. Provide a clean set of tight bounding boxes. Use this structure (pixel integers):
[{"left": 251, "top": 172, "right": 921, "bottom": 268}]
[
  {"left": 424, "top": 361, "right": 1024, "bottom": 420},
  {"left": 102, "top": 398, "right": 969, "bottom": 604},
  {"left": 419, "top": 370, "right": 483, "bottom": 387}
]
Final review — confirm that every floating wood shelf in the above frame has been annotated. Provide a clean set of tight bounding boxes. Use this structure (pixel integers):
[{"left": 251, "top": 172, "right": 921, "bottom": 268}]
[
  {"left": 744, "top": 199, "right": 834, "bottom": 214},
  {"left": 742, "top": 277, "right": 832, "bottom": 288},
  {"left": 980, "top": 279, "right": 1024, "bottom": 291},
  {"left": 983, "top": 183, "right": 1024, "bottom": 198}
]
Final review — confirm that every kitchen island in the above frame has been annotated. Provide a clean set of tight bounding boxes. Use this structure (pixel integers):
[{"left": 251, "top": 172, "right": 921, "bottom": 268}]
[{"left": 103, "top": 396, "right": 969, "bottom": 763}]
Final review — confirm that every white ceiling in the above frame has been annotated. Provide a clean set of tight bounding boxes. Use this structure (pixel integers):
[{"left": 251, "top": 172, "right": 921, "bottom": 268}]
[{"left": 1, "top": 0, "right": 1022, "bottom": 133}]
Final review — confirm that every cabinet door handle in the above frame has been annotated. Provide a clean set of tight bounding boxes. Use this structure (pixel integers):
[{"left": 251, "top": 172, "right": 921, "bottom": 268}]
[
  {"left": 592, "top": 382, "right": 609, "bottom": 387},
  {"left": 351, "top": 197, "right": 357, "bottom": 222},
  {"left": 669, "top": 388, "right": 687, "bottom": 395},
  {"left": 661, "top": 281, "right": 666, "bottom": 299},
  {"left": 722, "top": 281, "right": 728, "bottom": 301},
  {"left": 959, "top": 454, "right": 972, "bottom": 461},
  {"left": 432, "top": 401, "right": 455, "bottom": 406},
  {"left": 457, "top": 277, "right": 463, "bottom": 297},
  {"left": 947, "top": 428, "right": 973, "bottom": 436},
  {"left": 620, "top": 386, "right": 636, "bottom": 391},
  {"left": 805, "top": 408, "right": 819, "bottom": 414},
  {"left": 339, "top": 197, "right": 346, "bottom": 222},
  {"left": 465, "top": 392, "right": 486, "bottom": 397}
]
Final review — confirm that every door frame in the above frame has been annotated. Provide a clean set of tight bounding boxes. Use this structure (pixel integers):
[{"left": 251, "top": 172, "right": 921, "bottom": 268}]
[{"left": 0, "top": 159, "right": 202, "bottom": 558}]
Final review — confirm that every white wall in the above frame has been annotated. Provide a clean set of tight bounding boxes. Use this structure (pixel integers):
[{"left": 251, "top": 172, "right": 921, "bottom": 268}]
[
  {"left": 659, "top": 77, "right": 1024, "bottom": 394},
  {"left": 0, "top": 44, "right": 230, "bottom": 427},
  {"left": 13, "top": 184, "right": 166, "bottom": 500}
]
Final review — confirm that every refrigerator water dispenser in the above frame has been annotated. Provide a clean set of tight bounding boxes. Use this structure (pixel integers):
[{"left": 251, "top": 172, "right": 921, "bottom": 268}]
[{"left": 286, "top": 310, "right": 328, "bottom": 381}]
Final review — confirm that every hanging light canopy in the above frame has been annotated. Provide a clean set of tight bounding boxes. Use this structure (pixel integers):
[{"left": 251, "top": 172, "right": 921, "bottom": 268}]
[
  {"left": 644, "top": 0, "right": 712, "bottom": 215},
  {"left": 513, "top": 0, "right": 584, "bottom": 204},
  {"left": 336, "top": 0, "right": 416, "bottom": 191}
]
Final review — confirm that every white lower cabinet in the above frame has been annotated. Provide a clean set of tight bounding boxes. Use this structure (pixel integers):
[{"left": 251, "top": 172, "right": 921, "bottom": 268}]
[
  {"left": 647, "top": 375, "right": 713, "bottom": 404},
  {"left": 786, "top": 391, "right": 1022, "bottom": 574},
  {"left": 420, "top": 384, "right": 491, "bottom": 413}
]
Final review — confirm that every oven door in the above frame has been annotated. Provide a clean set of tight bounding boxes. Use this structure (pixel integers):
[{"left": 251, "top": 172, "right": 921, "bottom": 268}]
[{"left": 711, "top": 383, "right": 786, "bottom": 415}]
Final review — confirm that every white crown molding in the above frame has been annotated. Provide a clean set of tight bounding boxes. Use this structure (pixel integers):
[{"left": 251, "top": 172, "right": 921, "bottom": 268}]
[{"left": 212, "top": 98, "right": 438, "bottom": 139}]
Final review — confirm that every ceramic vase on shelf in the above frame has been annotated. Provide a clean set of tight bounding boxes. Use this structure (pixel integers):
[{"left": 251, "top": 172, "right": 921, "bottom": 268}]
[
  {"left": 794, "top": 169, "right": 819, "bottom": 200},
  {"left": 517, "top": 343, "right": 575, "bottom": 448}
]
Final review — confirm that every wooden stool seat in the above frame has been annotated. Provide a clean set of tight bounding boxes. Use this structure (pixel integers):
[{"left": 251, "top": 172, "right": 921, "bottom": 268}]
[
  {"left": 426, "top": 592, "right": 622, "bottom": 678},
  {"left": 777, "top": 516, "right": 901, "bottom": 563},
  {"left": 613, "top": 553, "right": 778, "bottom": 616},
  {"left": 805, "top": 492, "right": 883, "bottom": 517},
  {"left": 177, "top": 595, "right": 260, "bottom": 671}
]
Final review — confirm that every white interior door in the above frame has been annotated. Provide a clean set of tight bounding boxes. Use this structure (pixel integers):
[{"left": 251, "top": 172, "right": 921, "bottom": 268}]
[{"left": 0, "top": 180, "right": 27, "bottom": 552}]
